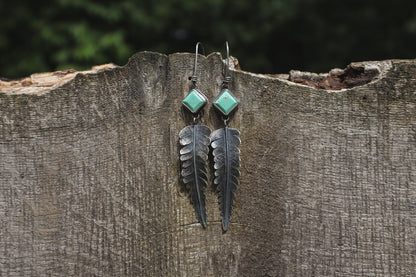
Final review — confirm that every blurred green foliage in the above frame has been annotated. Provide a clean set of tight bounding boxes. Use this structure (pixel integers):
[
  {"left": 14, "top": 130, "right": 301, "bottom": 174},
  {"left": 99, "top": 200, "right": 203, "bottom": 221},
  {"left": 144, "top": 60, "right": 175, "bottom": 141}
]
[{"left": 1, "top": 0, "right": 416, "bottom": 78}]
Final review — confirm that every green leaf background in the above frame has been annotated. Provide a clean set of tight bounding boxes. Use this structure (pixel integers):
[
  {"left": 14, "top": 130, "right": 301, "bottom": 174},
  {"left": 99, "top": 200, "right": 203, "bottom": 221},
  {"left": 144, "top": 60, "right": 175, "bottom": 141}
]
[{"left": 1, "top": 0, "right": 416, "bottom": 78}]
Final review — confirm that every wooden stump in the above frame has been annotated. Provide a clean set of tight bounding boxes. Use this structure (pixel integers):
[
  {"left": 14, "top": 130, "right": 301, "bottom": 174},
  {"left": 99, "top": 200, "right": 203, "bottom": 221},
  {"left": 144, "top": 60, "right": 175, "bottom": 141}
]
[{"left": 0, "top": 52, "right": 415, "bottom": 276}]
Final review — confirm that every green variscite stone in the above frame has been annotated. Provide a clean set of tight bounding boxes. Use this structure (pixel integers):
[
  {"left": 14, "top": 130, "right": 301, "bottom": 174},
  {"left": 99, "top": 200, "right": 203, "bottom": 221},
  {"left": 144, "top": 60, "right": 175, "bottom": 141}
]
[
  {"left": 182, "top": 89, "right": 207, "bottom": 113},
  {"left": 214, "top": 89, "right": 238, "bottom": 115}
]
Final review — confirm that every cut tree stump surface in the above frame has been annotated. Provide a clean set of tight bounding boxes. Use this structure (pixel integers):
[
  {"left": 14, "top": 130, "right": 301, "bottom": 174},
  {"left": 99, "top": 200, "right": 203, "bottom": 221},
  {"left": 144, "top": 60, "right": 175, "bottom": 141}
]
[{"left": 0, "top": 52, "right": 415, "bottom": 276}]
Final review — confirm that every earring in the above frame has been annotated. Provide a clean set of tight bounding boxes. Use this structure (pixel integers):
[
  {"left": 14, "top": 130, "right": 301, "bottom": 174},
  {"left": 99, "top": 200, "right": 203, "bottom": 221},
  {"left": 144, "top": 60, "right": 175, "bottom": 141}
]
[
  {"left": 211, "top": 41, "right": 241, "bottom": 232},
  {"left": 179, "top": 42, "right": 211, "bottom": 228}
]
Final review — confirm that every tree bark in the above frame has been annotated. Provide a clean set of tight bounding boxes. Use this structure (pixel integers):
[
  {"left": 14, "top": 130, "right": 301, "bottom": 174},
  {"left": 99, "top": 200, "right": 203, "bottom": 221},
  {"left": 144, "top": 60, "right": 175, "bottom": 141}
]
[{"left": 0, "top": 52, "right": 415, "bottom": 276}]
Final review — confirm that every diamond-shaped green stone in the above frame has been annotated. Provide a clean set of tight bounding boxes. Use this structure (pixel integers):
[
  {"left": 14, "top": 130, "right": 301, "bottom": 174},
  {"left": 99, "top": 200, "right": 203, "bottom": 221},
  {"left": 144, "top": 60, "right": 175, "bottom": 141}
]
[
  {"left": 213, "top": 89, "right": 238, "bottom": 115},
  {"left": 182, "top": 89, "right": 207, "bottom": 113}
]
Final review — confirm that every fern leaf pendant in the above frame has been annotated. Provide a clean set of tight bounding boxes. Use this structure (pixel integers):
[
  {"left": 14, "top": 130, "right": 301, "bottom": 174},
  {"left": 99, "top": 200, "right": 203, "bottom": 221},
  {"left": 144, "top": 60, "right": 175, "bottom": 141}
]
[
  {"left": 179, "top": 125, "right": 211, "bottom": 228},
  {"left": 211, "top": 127, "right": 241, "bottom": 232}
]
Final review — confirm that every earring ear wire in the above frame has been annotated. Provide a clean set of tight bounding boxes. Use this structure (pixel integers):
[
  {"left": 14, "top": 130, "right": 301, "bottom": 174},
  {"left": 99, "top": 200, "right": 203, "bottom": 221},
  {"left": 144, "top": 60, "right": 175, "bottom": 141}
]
[
  {"left": 223, "top": 41, "right": 231, "bottom": 88},
  {"left": 190, "top": 42, "right": 205, "bottom": 86}
]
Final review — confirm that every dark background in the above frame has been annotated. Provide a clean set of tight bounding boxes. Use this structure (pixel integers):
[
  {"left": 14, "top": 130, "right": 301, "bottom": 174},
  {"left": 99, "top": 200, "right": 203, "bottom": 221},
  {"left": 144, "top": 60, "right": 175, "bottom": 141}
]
[{"left": 1, "top": 0, "right": 416, "bottom": 78}]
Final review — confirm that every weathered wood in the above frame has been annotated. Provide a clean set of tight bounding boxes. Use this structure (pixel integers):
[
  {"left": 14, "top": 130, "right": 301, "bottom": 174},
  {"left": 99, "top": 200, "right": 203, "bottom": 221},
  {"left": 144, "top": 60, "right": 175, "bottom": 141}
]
[{"left": 0, "top": 52, "right": 415, "bottom": 276}]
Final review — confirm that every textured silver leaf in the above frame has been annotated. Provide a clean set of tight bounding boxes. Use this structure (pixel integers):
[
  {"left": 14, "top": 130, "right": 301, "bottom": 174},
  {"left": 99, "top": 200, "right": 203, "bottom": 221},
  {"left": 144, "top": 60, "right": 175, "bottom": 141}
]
[
  {"left": 210, "top": 127, "right": 241, "bottom": 232},
  {"left": 179, "top": 125, "right": 211, "bottom": 228}
]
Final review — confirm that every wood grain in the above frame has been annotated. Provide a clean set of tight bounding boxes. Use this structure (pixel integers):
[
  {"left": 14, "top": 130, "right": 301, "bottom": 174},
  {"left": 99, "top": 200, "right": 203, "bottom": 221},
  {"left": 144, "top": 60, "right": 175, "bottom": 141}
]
[{"left": 0, "top": 53, "right": 415, "bottom": 276}]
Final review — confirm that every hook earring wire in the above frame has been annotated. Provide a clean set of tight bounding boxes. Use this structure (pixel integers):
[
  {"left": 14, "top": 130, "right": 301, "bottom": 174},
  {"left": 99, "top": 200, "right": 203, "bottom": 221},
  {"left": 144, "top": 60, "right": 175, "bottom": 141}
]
[
  {"left": 191, "top": 42, "right": 205, "bottom": 87},
  {"left": 223, "top": 41, "right": 231, "bottom": 88}
]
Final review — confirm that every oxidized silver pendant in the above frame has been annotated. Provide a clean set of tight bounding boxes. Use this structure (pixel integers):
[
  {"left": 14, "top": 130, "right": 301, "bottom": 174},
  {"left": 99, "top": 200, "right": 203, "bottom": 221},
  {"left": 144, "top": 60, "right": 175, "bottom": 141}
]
[{"left": 179, "top": 125, "right": 211, "bottom": 228}]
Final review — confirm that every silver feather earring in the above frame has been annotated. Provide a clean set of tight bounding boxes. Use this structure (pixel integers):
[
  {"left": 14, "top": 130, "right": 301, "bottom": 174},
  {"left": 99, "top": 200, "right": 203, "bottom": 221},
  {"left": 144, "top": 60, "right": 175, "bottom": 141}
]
[
  {"left": 211, "top": 41, "right": 241, "bottom": 232},
  {"left": 179, "top": 42, "right": 211, "bottom": 228}
]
